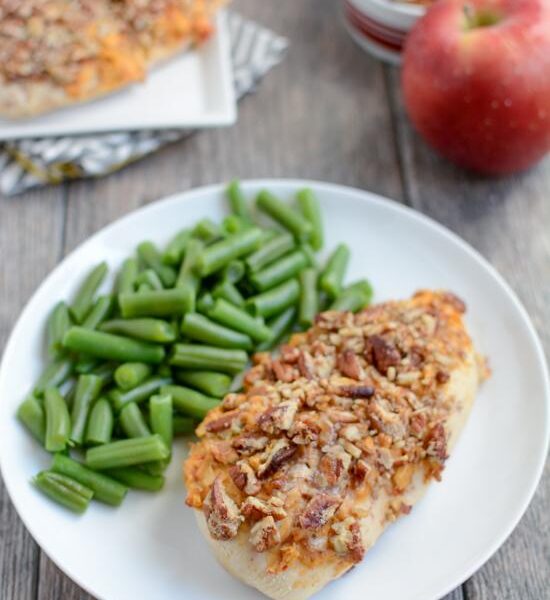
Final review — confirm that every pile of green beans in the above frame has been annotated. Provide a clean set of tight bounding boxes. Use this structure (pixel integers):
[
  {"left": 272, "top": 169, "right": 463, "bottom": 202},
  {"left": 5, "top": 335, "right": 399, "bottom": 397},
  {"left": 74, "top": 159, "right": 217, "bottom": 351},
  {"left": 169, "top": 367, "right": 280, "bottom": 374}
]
[{"left": 17, "top": 180, "right": 374, "bottom": 514}]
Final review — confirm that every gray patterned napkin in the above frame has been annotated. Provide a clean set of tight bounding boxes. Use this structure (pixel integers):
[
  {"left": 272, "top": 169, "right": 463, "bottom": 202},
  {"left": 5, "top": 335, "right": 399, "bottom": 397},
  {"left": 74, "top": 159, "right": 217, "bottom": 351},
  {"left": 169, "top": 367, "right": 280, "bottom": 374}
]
[{"left": 0, "top": 12, "right": 288, "bottom": 196}]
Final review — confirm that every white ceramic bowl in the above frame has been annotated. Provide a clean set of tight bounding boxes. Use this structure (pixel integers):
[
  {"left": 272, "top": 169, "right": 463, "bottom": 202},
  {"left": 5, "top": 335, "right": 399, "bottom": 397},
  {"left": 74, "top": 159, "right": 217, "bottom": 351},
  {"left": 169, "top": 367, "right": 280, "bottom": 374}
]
[{"left": 341, "top": 0, "right": 426, "bottom": 64}]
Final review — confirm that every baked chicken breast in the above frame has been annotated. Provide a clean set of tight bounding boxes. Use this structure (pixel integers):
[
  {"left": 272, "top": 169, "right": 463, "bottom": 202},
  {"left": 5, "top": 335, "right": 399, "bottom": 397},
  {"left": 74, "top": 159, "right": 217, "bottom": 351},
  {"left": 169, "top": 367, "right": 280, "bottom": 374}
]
[{"left": 184, "top": 290, "right": 485, "bottom": 600}]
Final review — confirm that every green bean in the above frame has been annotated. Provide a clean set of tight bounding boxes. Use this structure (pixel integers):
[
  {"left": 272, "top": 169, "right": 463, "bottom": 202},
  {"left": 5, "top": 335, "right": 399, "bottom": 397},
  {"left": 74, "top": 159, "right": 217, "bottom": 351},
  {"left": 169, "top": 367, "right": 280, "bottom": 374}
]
[
  {"left": 119, "top": 289, "right": 190, "bottom": 318},
  {"left": 246, "top": 278, "right": 300, "bottom": 319},
  {"left": 86, "top": 434, "right": 170, "bottom": 470},
  {"left": 34, "top": 358, "right": 73, "bottom": 397},
  {"left": 175, "top": 238, "right": 203, "bottom": 312},
  {"left": 196, "top": 292, "right": 216, "bottom": 315},
  {"left": 114, "top": 362, "right": 152, "bottom": 391},
  {"left": 70, "top": 262, "right": 108, "bottom": 323},
  {"left": 116, "top": 257, "right": 138, "bottom": 296},
  {"left": 63, "top": 380, "right": 77, "bottom": 410},
  {"left": 256, "top": 190, "right": 312, "bottom": 242},
  {"left": 193, "top": 218, "right": 223, "bottom": 243},
  {"left": 91, "top": 362, "right": 117, "bottom": 387},
  {"left": 330, "top": 289, "right": 369, "bottom": 312},
  {"left": 222, "top": 215, "right": 250, "bottom": 235},
  {"left": 221, "top": 260, "right": 246, "bottom": 283},
  {"left": 63, "top": 327, "right": 165, "bottom": 364},
  {"left": 256, "top": 307, "right": 297, "bottom": 351},
  {"left": 85, "top": 398, "right": 114, "bottom": 445},
  {"left": 138, "top": 282, "right": 153, "bottom": 293},
  {"left": 319, "top": 243, "right": 350, "bottom": 299},
  {"left": 135, "top": 269, "right": 163, "bottom": 290},
  {"left": 181, "top": 313, "right": 253, "bottom": 351},
  {"left": 226, "top": 179, "right": 251, "bottom": 220},
  {"left": 161, "top": 385, "right": 219, "bottom": 419},
  {"left": 109, "top": 376, "right": 172, "bottom": 412},
  {"left": 211, "top": 279, "right": 245, "bottom": 307},
  {"left": 51, "top": 453, "right": 127, "bottom": 506},
  {"left": 170, "top": 344, "right": 247, "bottom": 375},
  {"left": 137, "top": 241, "right": 177, "bottom": 287},
  {"left": 70, "top": 374, "right": 103, "bottom": 445},
  {"left": 208, "top": 299, "right": 271, "bottom": 342},
  {"left": 300, "top": 242, "right": 318, "bottom": 268},
  {"left": 298, "top": 268, "right": 319, "bottom": 328},
  {"left": 33, "top": 471, "right": 93, "bottom": 513},
  {"left": 249, "top": 250, "right": 308, "bottom": 292},
  {"left": 119, "top": 402, "right": 151, "bottom": 438},
  {"left": 44, "top": 387, "right": 71, "bottom": 452},
  {"left": 149, "top": 394, "right": 173, "bottom": 450},
  {"left": 162, "top": 228, "right": 191, "bottom": 266},
  {"left": 296, "top": 188, "right": 324, "bottom": 250},
  {"left": 173, "top": 415, "right": 195, "bottom": 436},
  {"left": 157, "top": 363, "right": 172, "bottom": 378},
  {"left": 47, "top": 302, "right": 72, "bottom": 357},
  {"left": 245, "top": 232, "right": 295, "bottom": 273},
  {"left": 74, "top": 355, "right": 100, "bottom": 374},
  {"left": 17, "top": 395, "right": 45, "bottom": 443},
  {"left": 101, "top": 318, "right": 176, "bottom": 343},
  {"left": 196, "top": 228, "right": 263, "bottom": 276},
  {"left": 81, "top": 295, "right": 114, "bottom": 330},
  {"left": 343, "top": 279, "right": 374, "bottom": 305},
  {"left": 175, "top": 371, "right": 232, "bottom": 398},
  {"left": 106, "top": 467, "right": 165, "bottom": 491}
]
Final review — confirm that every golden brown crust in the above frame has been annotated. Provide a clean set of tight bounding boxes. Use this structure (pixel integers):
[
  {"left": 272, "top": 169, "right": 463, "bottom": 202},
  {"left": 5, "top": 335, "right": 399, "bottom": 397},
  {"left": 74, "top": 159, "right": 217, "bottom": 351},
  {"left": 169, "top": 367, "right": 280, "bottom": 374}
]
[
  {"left": 184, "top": 290, "right": 482, "bottom": 582},
  {"left": 0, "top": 0, "right": 223, "bottom": 118}
]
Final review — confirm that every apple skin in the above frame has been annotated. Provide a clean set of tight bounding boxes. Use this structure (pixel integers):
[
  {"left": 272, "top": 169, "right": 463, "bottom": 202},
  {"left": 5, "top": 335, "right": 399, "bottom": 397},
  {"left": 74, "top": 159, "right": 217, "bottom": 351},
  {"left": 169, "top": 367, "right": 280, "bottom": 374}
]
[{"left": 401, "top": 0, "right": 550, "bottom": 175}]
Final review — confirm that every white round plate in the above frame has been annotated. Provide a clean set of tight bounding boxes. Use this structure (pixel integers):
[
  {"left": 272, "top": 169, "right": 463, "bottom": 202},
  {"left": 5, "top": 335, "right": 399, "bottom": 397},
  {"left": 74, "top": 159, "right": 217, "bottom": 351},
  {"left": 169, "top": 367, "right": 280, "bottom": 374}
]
[{"left": 1, "top": 180, "right": 548, "bottom": 600}]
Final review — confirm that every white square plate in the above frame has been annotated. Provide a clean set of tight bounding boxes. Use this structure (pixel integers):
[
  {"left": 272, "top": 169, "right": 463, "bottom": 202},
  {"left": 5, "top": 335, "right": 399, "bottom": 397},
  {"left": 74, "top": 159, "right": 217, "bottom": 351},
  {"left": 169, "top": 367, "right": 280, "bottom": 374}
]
[{"left": 0, "top": 12, "right": 236, "bottom": 141}]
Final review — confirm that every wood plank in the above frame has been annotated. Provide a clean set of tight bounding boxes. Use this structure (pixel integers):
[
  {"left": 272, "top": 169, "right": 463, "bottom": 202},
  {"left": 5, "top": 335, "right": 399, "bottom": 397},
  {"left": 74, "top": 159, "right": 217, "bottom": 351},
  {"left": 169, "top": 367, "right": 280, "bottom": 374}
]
[
  {"left": 0, "top": 186, "right": 65, "bottom": 600},
  {"left": 386, "top": 66, "right": 550, "bottom": 600}
]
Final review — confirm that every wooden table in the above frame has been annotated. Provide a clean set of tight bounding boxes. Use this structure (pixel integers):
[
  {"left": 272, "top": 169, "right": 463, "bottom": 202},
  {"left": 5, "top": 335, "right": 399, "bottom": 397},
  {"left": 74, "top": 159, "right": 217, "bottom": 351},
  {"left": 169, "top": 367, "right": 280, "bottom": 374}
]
[{"left": 1, "top": 1, "right": 548, "bottom": 598}]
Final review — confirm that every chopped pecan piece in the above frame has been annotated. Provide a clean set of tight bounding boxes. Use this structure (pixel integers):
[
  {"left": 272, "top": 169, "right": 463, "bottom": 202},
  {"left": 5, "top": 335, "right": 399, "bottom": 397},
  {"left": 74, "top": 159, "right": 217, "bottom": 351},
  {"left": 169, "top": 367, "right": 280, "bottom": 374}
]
[
  {"left": 330, "top": 517, "right": 365, "bottom": 562},
  {"left": 297, "top": 351, "right": 315, "bottom": 379},
  {"left": 365, "top": 335, "right": 401, "bottom": 375},
  {"left": 258, "top": 400, "right": 298, "bottom": 434},
  {"left": 298, "top": 494, "right": 341, "bottom": 529},
  {"left": 436, "top": 370, "right": 450, "bottom": 384},
  {"left": 317, "top": 445, "right": 351, "bottom": 487},
  {"left": 280, "top": 344, "right": 300, "bottom": 364},
  {"left": 229, "top": 460, "right": 261, "bottom": 495},
  {"left": 205, "top": 410, "right": 240, "bottom": 433},
  {"left": 203, "top": 476, "right": 243, "bottom": 541},
  {"left": 289, "top": 413, "right": 321, "bottom": 445},
  {"left": 271, "top": 359, "right": 297, "bottom": 383},
  {"left": 369, "top": 398, "right": 406, "bottom": 440},
  {"left": 424, "top": 422, "right": 447, "bottom": 461},
  {"left": 232, "top": 434, "right": 269, "bottom": 455},
  {"left": 337, "top": 385, "right": 374, "bottom": 399},
  {"left": 249, "top": 516, "right": 280, "bottom": 552},
  {"left": 409, "top": 412, "right": 427, "bottom": 436},
  {"left": 241, "top": 496, "right": 286, "bottom": 521},
  {"left": 210, "top": 441, "right": 238, "bottom": 465},
  {"left": 441, "top": 291, "right": 466, "bottom": 313},
  {"left": 257, "top": 440, "right": 297, "bottom": 479},
  {"left": 337, "top": 349, "right": 362, "bottom": 380}
]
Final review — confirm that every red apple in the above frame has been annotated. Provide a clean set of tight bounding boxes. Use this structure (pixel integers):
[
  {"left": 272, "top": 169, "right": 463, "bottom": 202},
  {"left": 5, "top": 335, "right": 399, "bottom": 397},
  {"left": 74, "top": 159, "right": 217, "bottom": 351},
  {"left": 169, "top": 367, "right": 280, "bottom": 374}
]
[{"left": 402, "top": 0, "right": 550, "bottom": 174}]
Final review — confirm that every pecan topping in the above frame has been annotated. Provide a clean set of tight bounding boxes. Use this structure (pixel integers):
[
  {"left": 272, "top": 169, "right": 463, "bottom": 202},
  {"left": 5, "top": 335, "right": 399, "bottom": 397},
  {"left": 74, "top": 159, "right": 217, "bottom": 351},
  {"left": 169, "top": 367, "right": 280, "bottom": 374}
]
[
  {"left": 229, "top": 461, "right": 261, "bottom": 495},
  {"left": 424, "top": 423, "right": 447, "bottom": 461},
  {"left": 257, "top": 440, "right": 297, "bottom": 479},
  {"left": 258, "top": 400, "right": 298, "bottom": 434},
  {"left": 337, "top": 349, "right": 362, "bottom": 380},
  {"left": 436, "top": 370, "right": 450, "bottom": 384},
  {"left": 203, "top": 476, "right": 243, "bottom": 541},
  {"left": 249, "top": 516, "right": 280, "bottom": 552},
  {"left": 232, "top": 434, "right": 269, "bottom": 455},
  {"left": 330, "top": 517, "right": 364, "bottom": 562},
  {"left": 297, "top": 351, "right": 315, "bottom": 379},
  {"left": 299, "top": 494, "right": 341, "bottom": 529},
  {"left": 441, "top": 292, "right": 466, "bottom": 313},
  {"left": 205, "top": 410, "right": 240, "bottom": 433},
  {"left": 317, "top": 446, "right": 351, "bottom": 487},
  {"left": 369, "top": 398, "right": 406, "bottom": 440},
  {"left": 366, "top": 335, "right": 401, "bottom": 375},
  {"left": 271, "top": 359, "right": 297, "bottom": 383},
  {"left": 241, "top": 496, "right": 286, "bottom": 521},
  {"left": 337, "top": 385, "right": 374, "bottom": 399}
]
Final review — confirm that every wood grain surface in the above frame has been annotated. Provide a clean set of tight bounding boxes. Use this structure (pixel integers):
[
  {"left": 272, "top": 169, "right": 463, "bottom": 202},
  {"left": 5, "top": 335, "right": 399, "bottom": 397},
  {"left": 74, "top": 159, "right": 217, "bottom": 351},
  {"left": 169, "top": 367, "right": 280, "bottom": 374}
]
[{"left": 0, "top": 1, "right": 548, "bottom": 599}]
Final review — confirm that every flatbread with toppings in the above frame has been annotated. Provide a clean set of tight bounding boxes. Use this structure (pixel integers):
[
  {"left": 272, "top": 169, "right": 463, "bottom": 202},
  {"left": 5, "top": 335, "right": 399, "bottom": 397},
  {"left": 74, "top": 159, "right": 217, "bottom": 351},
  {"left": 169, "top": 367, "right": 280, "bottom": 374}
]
[
  {"left": 184, "top": 290, "right": 487, "bottom": 600},
  {"left": 0, "top": 0, "right": 221, "bottom": 118}
]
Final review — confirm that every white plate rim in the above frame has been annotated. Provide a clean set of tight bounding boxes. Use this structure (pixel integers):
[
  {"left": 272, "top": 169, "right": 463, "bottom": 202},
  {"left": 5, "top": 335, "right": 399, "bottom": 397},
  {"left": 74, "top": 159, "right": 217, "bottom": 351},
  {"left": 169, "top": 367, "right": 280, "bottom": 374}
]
[
  {"left": 0, "top": 179, "right": 548, "bottom": 600},
  {"left": 0, "top": 11, "right": 236, "bottom": 140}
]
